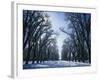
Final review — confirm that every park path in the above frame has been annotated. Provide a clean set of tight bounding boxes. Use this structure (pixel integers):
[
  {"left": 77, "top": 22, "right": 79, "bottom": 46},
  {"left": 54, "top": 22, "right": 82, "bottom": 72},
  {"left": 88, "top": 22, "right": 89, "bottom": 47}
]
[{"left": 23, "top": 60, "right": 90, "bottom": 69}]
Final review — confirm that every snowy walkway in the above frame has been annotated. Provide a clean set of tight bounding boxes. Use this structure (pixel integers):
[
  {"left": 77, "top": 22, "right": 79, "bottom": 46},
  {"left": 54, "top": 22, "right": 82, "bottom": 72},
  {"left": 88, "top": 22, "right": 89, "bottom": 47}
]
[{"left": 23, "top": 60, "right": 90, "bottom": 69}]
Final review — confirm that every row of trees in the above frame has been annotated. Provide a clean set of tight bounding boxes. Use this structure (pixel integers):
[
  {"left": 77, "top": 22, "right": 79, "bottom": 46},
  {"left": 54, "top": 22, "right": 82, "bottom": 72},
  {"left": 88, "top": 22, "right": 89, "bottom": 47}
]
[
  {"left": 23, "top": 10, "right": 59, "bottom": 64},
  {"left": 23, "top": 11, "right": 91, "bottom": 64},
  {"left": 61, "top": 13, "right": 91, "bottom": 63}
]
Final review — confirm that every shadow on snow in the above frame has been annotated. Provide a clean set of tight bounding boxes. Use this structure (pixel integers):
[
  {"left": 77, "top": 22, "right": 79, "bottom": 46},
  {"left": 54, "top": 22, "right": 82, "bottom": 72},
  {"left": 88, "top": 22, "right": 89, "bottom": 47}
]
[{"left": 23, "top": 60, "right": 90, "bottom": 69}]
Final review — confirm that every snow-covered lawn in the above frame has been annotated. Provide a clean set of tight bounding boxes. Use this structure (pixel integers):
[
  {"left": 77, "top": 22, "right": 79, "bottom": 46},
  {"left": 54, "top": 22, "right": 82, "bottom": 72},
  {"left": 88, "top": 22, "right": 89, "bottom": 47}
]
[{"left": 23, "top": 60, "right": 90, "bottom": 69}]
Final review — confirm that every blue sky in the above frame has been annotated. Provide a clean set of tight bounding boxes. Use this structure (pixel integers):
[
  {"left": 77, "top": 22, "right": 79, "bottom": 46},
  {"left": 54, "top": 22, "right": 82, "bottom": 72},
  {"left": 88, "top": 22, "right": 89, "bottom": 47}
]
[{"left": 46, "top": 11, "right": 69, "bottom": 59}]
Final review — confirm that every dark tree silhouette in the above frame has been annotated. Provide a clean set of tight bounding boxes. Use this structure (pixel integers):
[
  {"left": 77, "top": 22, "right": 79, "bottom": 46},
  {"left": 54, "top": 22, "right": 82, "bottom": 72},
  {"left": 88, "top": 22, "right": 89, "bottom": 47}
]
[
  {"left": 23, "top": 10, "right": 59, "bottom": 64},
  {"left": 61, "top": 12, "right": 91, "bottom": 63}
]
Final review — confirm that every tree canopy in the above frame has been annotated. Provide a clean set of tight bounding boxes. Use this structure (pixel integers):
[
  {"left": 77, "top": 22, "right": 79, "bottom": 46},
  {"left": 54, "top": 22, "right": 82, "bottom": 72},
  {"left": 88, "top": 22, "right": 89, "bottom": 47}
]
[
  {"left": 23, "top": 10, "right": 59, "bottom": 64},
  {"left": 61, "top": 12, "right": 91, "bottom": 63}
]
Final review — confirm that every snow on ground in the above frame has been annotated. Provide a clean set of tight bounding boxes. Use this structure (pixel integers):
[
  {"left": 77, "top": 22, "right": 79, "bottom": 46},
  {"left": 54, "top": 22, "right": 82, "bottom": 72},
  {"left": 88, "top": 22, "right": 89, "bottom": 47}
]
[{"left": 23, "top": 60, "right": 90, "bottom": 69}]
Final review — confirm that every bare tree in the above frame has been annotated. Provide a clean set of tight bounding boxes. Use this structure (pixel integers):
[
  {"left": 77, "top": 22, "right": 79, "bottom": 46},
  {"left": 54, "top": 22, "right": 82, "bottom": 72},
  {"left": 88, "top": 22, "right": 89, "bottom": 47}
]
[
  {"left": 61, "top": 12, "right": 91, "bottom": 63},
  {"left": 23, "top": 10, "right": 59, "bottom": 64}
]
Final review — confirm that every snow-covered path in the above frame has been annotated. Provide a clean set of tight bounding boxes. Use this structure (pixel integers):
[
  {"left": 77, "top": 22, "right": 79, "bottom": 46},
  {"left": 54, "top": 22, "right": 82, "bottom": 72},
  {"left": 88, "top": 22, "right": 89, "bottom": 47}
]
[{"left": 23, "top": 60, "right": 90, "bottom": 69}]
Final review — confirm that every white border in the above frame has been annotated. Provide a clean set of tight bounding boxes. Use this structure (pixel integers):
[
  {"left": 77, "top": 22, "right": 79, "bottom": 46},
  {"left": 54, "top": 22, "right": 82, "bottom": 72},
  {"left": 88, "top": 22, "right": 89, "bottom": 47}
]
[{"left": 11, "top": 1, "right": 97, "bottom": 78}]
